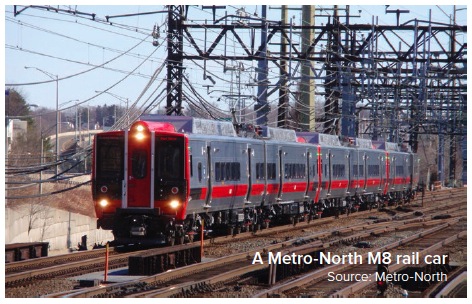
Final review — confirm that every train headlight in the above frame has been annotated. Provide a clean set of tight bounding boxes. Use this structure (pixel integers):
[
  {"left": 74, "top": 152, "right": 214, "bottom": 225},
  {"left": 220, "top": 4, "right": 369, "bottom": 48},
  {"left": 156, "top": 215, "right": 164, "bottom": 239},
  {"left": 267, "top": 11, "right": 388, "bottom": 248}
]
[
  {"left": 135, "top": 132, "right": 145, "bottom": 140},
  {"left": 133, "top": 124, "right": 147, "bottom": 140},
  {"left": 99, "top": 199, "right": 109, "bottom": 208},
  {"left": 169, "top": 200, "right": 180, "bottom": 209}
]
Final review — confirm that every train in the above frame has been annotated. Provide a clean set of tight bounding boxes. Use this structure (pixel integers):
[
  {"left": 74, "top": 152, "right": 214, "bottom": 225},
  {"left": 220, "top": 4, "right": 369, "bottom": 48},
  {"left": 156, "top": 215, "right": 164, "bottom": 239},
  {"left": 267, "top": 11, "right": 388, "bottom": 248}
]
[{"left": 92, "top": 115, "right": 420, "bottom": 245}]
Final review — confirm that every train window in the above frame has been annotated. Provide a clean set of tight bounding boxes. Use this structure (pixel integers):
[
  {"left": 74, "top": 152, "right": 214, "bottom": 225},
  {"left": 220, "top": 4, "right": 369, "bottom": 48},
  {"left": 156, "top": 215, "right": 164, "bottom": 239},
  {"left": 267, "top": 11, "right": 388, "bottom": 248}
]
[
  {"left": 225, "top": 163, "right": 231, "bottom": 180},
  {"left": 190, "top": 155, "right": 193, "bottom": 177},
  {"left": 131, "top": 150, "right": 147, "bottom": 179},
  {"left": 396, "top": 165, "right": 404, "bottom": 175},
  {"left": 214, "top": 162, "right": 241, "bottom": 181},
  {"left": 368, "top": 164, "right": 380, "bottom": 176},
  {"left": 232, "top": 162, "right": 241, "bottom": 180},
  {"left": 256, "top": 163, "right": 275, "bottom": 180},
  {"left": 353, "top": 164, "right": 358, "bottom": 177},
  {"left": 267, "top": 163, "right": 276, "bottom": 180},
  {"left": 256, "top": 163, "right": 264, "bottom": 179},
  {"left": 215, "top": 163, "right": 221, "bottom": 181},
  {"left": 333, "top": 164, "right": 345, "bottom": 177},
  {"left": 198, "top": 162, "right": 202, "bottom": 182},
  {"left": 283, "top": 163, "right": 306, "bottom": 179},
  {"left": 96, "top": 137, "right": 124, "bottom": 180},
  {"left": 358, "top": 165, "right": 364, "bottom": 176},
  {"left": 300, "top": 164, "right": 306, "bottom": 178},
  {"left": 155, "top": 136, "right": 184, "bottom": 181}
]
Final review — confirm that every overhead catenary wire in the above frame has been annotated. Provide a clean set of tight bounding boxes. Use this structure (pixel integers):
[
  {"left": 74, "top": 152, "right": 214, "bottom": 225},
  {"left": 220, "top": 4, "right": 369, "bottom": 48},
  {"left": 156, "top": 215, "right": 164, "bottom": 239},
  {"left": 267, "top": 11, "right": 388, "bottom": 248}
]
[{"left": 5, "top": 5, "right": 466, "bottom": 198}]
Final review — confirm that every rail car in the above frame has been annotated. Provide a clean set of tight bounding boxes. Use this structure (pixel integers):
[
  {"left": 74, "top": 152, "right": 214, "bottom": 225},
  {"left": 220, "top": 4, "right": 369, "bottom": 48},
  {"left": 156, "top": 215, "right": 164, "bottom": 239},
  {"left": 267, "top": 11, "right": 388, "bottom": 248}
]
[{"left": 92, "top": 115, "right": 420, "bottom": 245}]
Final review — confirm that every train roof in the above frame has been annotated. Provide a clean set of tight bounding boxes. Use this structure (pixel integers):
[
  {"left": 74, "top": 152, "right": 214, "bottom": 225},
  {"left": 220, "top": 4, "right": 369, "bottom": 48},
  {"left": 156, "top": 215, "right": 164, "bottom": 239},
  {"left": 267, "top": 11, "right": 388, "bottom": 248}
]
[
  {"left": 140, "top": 115, "right": 301, "bottom": 142},
  {"left": 372, "top": 141, "right": 411, "bottom": 152},
  {"left": 139, "top": 115, "right": 237, "bottom": 137},
  {"left": 137, "top": 115, "right": 412, "bottom": 152},
  {"left": 261, "top": 126, "right": 297, "bottom": 142},
  {"left": 296, "top": 132, "right": 342, "bottom": 146}
]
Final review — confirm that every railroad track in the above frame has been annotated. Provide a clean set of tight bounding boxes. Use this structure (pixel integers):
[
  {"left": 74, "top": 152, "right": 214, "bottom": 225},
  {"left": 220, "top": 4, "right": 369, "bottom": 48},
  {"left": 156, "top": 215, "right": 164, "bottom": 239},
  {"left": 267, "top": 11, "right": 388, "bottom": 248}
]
[
  {"left": 116, "top": 216, "right": 466, "bottom": 298},
  {"left": 254, "top": 219, "right": 466, "bottom": 298},
  {"left": 53, "top": 201, "right": 465, "bottom": 298},
  {"left": 5, "top": 187, "right": 466, "bottom": 298},
  {"left": 6, "top": 247, "right": 113, "bottom": 275},
  {"left": 432, "top": 269, "right": 467, "bottom": 298}
]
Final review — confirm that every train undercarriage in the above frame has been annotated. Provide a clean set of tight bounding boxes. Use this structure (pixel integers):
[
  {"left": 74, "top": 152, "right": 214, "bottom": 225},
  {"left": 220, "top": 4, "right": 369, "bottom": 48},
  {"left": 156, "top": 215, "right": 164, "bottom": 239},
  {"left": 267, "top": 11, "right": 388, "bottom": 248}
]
[{"left": 103, "top": 189, "right": 417, "bottom": 246}]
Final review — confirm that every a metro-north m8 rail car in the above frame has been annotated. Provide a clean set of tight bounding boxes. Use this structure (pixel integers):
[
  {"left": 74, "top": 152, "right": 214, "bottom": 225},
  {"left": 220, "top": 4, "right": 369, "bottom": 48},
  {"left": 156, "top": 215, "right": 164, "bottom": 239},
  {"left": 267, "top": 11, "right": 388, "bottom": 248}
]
[{"left": 92, "top": 115, "right": 419, "bottom": 245}]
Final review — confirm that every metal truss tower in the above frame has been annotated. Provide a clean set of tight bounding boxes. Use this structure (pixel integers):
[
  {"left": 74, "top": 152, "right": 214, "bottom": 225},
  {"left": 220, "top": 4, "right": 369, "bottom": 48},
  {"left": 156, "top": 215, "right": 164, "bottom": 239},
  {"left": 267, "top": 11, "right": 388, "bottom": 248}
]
[
  {"left": 165, "top": 5, "right": 466, "bottom": 184},
  {"left": 166, "top": 5, "right": 185, "bottom": 115}
]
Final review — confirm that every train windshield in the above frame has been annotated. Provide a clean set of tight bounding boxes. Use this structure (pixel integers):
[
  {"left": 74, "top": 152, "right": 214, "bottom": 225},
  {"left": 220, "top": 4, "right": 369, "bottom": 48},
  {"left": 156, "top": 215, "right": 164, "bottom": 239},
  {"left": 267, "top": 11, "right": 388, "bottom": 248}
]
[
  {"left": 96, "top": 136, "right": 124, "bottom": 180},
  {"left": 155, "top": 136, "right": 184, "bottom": 181}
]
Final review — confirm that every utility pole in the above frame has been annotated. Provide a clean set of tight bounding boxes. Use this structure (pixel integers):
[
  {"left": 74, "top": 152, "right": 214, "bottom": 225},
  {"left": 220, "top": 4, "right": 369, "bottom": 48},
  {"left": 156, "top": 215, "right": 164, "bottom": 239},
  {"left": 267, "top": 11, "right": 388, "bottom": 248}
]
[
  {"left": 277, "top": 5, "right": 289, "bottom": 128},
  {"left": 24, "top": 67, "right": 59, "bottom": 177},
  {"left": 299, "top": 5, "right": 315, "bottom": 131},
  {"left": 255, "top": 5, "right": 269, "bottom": 126}
]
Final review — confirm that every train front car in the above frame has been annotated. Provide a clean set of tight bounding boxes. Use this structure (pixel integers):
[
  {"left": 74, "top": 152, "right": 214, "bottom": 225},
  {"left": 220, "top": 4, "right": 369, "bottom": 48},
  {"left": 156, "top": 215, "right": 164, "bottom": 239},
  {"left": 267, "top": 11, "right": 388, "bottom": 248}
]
[{"left": 93, "top": 120, "right": 189, "bottom": 245}]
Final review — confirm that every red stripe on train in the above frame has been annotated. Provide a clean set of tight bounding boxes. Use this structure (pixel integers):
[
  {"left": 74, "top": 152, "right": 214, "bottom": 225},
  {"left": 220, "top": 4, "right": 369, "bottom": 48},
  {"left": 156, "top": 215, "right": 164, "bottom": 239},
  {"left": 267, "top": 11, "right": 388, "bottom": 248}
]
[
  {"left": 282, "top": 181, "right": 307, "bottom": 193},
  {"left": 250, "top": 183, "right": 265, "bottom": 196},
  {"left": 211, "top": 184, "right": 248, "bottom": 198}
]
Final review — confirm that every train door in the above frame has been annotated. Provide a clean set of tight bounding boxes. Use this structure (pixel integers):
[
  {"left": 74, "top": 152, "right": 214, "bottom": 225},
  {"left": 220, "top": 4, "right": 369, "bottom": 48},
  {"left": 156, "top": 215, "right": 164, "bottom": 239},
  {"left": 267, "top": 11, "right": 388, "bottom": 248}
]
[
  {"left": 383, "top": 152, "right": 390, "bottom": 195},
  {"left": 375, "top": 152, "right": 383, "bottom": 193},
  {"left": 327, "top": 149, "right": 332, "bottom": 196},
  {"left": 186, "top": 140, "right": 207, "bottom": 214},
  {"left": 264, "top": 142, "right": 279, "bottom": 204},
  {"left": 401, "top": 155, "right": 407, "bottom": 189},
  {"left": 126, "top": 131, "right": 153, "bottom": 208},
  {"left": 362, "top": 152, "right": 367, "bottom": 192},
  {"left": 411, "top": 153, "right": 420, "bottom": 190},
  {"left": 245, "top": 142, "right": 265, "bottom": 205},
  {"left": 234, "top": 141, "right": 248, "bottom": 209},
  {"left": 343, "top": 149, "right": 349, "bottom": 195},
  {"left": 390, "top": 154, "right": 396, "bottom": 191},
  {"left": 277, "top": 148, "right": 283, "bottom": 201},
  {"left": 245, "top": 145, "right": 253, "bottom": 205},
  {"left": 346, "top": 149, "right": 356, "bottom": 196},
  {"left": 204, "top": 145, "right": 212, "bottom": 207},
  {"left": 380, "top": 152, "right": 385, "bottom": 193},
  {"left": 305, "top": 149, "right": 312, "bottom": 199},
  {"left": 314, "top": 145, "right": 322, "bottom": 203},
  {"left": 318, "top": 146, "right": 329, "bottom": 200}
]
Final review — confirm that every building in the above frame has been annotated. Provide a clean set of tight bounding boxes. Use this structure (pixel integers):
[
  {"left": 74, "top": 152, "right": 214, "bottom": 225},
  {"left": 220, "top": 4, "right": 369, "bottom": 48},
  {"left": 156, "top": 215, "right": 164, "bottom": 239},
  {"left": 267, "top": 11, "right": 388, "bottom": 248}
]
[{"left": 6, "top": 119, "right": 28, "bottom": 153}]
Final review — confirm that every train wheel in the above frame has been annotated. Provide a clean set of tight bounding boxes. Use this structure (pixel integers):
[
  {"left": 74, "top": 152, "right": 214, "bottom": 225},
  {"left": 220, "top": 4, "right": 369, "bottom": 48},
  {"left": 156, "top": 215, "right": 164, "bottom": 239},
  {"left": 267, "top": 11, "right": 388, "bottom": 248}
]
[
  {"left": 263, "top": 221, "right": 269, "bottom": 229},
  {"left": 188, "top": 233, "right": 195, "bottom": 243},
  {"left": 176, "top": 236, "right": 184, "bottom": 245}
]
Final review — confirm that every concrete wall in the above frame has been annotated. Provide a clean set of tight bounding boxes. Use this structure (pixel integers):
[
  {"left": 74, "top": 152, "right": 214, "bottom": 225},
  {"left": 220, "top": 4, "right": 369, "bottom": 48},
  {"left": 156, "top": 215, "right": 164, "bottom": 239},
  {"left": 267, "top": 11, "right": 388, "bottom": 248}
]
[{"left": 5, "top": 204, "right": 113, "bottom": 255}]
